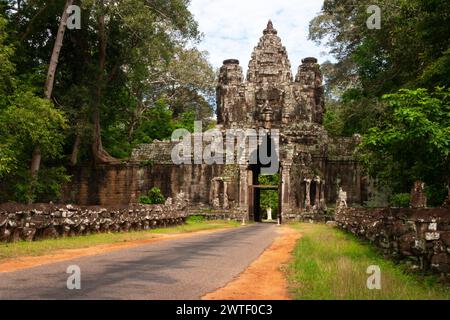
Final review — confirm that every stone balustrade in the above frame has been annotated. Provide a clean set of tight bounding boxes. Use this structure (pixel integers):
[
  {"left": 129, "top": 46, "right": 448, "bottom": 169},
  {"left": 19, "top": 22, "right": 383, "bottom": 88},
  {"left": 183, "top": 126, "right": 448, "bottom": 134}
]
[
  {"left": 335, "top": 207, "right": 450, "bottom": 279},
  {"left": 0, "top": 200, "right": 188, "bottom": 242}
]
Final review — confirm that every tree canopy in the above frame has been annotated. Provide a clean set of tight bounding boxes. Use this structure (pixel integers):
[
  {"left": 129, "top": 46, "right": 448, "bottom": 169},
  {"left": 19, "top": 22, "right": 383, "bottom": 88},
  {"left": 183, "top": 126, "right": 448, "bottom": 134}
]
[
  {"left": 0, "top": 0, "right": 216, "bottom": 203},
  {"left": 357, "top": 88, "right": 450, "bottom": 205},
  {"left": 310, "top": 0, "right": 450, "bottom": 203}
]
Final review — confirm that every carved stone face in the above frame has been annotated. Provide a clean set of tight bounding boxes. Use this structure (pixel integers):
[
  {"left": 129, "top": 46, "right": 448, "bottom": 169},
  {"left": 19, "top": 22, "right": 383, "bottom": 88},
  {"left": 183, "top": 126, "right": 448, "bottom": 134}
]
[
  {"left": 255, "top": 88, "right": 283, "bottom": 123},
  {"left": 217, "top": 21, "right": 324, "bottom": 128}
]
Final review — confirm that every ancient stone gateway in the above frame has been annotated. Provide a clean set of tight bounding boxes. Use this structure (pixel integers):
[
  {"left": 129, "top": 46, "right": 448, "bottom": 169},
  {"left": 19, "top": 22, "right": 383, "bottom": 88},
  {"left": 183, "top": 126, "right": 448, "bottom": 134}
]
[
  {"left": 65, "top": 21, "right": 367, "bottom": 222},
  {"left": 212, "top": 20, "right": 367, "bottom": 222}
]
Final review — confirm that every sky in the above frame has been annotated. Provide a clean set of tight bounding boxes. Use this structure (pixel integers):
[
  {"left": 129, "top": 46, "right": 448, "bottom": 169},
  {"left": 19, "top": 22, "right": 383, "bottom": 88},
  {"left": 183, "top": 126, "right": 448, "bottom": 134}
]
[{"left": 188, "top": 0, "right": 331, "bottom": 74}]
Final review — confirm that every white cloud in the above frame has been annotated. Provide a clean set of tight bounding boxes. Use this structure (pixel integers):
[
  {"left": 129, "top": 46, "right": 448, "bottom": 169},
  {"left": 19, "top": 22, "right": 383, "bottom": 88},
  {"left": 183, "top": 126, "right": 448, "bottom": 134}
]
[{"left": 189, "top": 0, "right": 331, "bottom": 74}]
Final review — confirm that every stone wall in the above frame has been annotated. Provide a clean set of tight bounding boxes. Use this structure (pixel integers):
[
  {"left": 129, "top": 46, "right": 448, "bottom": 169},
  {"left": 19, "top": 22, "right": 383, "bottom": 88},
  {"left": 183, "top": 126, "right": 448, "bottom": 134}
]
[
  {"left": 0, "top": 199, "right": 188, "bottom": 242},
  {"left": 336, "top": 207, "right": 450, "bottom": 279},
  {"left": 63, "top": 163, "right": 238, "bottom": 208}
]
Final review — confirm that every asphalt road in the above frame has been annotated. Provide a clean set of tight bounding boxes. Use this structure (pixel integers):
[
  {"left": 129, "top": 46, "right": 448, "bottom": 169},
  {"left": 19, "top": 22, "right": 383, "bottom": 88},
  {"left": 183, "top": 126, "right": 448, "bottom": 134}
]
[{"left": 0, "top": 223, "right": 278, "bottom": 300}]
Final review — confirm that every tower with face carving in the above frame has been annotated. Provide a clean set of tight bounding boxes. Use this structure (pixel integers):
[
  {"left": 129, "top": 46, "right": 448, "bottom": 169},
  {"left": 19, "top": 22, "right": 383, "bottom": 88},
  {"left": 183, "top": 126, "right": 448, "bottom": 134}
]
[
  {"left": 216, "top": 21, "right": 365, "bottom": 221},
  {"left": 217, "top": 20, "right": 325, "bottom": 131}
]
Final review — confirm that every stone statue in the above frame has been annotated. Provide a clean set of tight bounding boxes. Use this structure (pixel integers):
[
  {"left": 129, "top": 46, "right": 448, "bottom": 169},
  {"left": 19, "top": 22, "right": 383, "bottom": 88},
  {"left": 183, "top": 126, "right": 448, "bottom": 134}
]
[
  {"left": 174, "top": 191, "right": 188, "bottom": 210},
  {"left": 337, "top": 187, "right": 347, "bottom": 208},
  {"left": 410, "top": 181, "right": 427, "bottom": 208},
  {"left": 164, "top": 197, "right": 173, "bottom": 206},
  {"left": 304, "top": 178, "right": 312, "bottom": 210},
  {"left": 212, "top": 198, "right": 220, "bottom": 210},
  {"left": 267, "top": 207, "right": 273, "bottom": 221}
]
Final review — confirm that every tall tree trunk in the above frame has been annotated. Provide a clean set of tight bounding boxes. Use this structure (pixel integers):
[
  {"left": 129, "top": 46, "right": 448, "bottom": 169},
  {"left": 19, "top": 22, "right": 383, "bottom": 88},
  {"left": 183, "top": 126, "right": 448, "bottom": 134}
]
[
  {"left": 44, "top": 0, "right": 74, "bottom": 99},
  {"left": 127, "top": 99, "right": 143, "bottom": 143},
  {"left": 17, "top": 0, "right": 21, "bottom": 23},
  {"left": 30, "top": 146, "right": 42, "bottom": 178},
  {"left": 69, "top": 134, "right": 81, "bottom": 166},
  {"left": 31, "top": 0, "right": 73, "bottom": 179},
  {"left": 92, "top": 3, "right": 116, "bottom": 164}
]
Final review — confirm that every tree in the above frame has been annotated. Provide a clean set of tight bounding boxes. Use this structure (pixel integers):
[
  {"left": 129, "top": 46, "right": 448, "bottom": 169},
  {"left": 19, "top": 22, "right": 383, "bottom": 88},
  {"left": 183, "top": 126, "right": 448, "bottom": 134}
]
[
  {"left": 310, "top": 1, "right": 428, "bottom": 95},
  {"left": 44, "top": 0, "right": 73, "bottom": 100},
  {"left": 357, "top": 88, "right": 450, "bottom": 205},
  {"left": 77, "top": 0, "right": 202, "bottom": 163},
  {"left": 2, "top": 0, "right": 76, "bottom": 177},
  {"left": 0, "top": 1, "right": 214, "bottom": 202},
  {"left": 0, "top": 12, "right": 69, "bottom": 202},
  {"left": 123, "top": 47, "right": 215, "bottom": 148},
  {"left": 0, "top": 91, "right": 68, "bottom": 202},
  {"left": 310, "top": 0, "right": 450, "bottom": 136},
  {"left": 90, "top": 0, "right": 116, "bottom": 164},
  {"left": 163, "top": 47, "right": 216, "bottom": 118},
  {"left": 0, "top": 16, "right": 14, "bottom": 105}
]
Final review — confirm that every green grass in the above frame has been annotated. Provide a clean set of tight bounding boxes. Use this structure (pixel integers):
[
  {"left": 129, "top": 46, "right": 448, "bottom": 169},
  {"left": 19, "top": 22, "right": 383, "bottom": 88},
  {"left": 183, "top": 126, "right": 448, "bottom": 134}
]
[
  {"left": 0, "top": 219, "right": 240, "bottom": 261},
  {"left": 287, "top": 223, "right": 450, "bottom": 300}
]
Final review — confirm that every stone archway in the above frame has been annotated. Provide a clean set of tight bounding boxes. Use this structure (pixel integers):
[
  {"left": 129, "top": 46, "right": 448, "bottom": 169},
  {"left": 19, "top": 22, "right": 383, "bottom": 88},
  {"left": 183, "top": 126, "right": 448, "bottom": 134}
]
[
  {"left": 247, "top": 167, "right": 280, "bottom": 223},
  {"left": 245, "top": 131, "right": 281, "bottom": 223}
]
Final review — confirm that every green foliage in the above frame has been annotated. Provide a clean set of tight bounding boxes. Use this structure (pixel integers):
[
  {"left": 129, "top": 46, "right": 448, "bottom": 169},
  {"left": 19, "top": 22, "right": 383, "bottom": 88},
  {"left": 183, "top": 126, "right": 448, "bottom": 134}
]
[
  {"left": 10, "top": 167, "right": 71, "bottom": 204},
  {"left": 174, "top": 111, "right": 196, "bottom": 133},
  {"left": 0, "top": 145, "right": 15, "bottom": 178},
  {"left": 260, "top": 189, "right": 278, "bottom": 219},
  {"left": 322, "top": 88, "right": 387, "bottom": 137},
  {"left": 323, "top": 109, "right": 344, "bottom": 137},
  {"left": 258, "top": 174, "right": 280, "bottom": 185},
  {"left": 0, "top": 16, "right": 15, "bottom": 104},
  {"left": 311, "top": 1, "right": 450, "bottom": 204},
  {"left": 425, "top": 184, "right": 449, "bottom": 208},
  {"left": 258, "top": 174, "right": 280, "bottom": 219},
  {"left": 312, "top": 0, "right": 450, "bottom": 137},
  {"left": 138, "top": 196, "right": 151, "bottom": 204},
  {"left": 0, "top": 90, "right": 68, "bottom": 197},
  {"left": 389, "top": 193, "right": 411, "bottom": 208},
  {"left": 419, "top": 47, "right": 450, "bottom": 88},
  {"left": 186, "top": 215, "right": 206, "bottom": 223},
  {"left": 0, "top": 91, "right": 68, "bottom": 157},
  {"left": 147, "top": 187, "right": 166, "bottom": 204},
  {"left": 133, "top": 100, "right": 177, "bottom": 144},
  {"left": 139, "top": 187, "right": 165, "bottom": 205},
  {"left": 311, "top": 0, "right": 450, "bottom": 94},
  {"left": 0, "top": 0, "right": 215, "bottom": 203},
  {"left": 357, "top": 88, "right": 450, "bottom": 202},
  {"left": 0, "top": 13, "right": 69, "bottom": 203}
]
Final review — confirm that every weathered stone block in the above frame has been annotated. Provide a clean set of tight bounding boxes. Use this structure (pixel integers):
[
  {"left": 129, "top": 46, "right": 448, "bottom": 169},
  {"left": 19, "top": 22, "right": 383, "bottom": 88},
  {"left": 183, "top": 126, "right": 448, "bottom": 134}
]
[
  {"left": 440, "top": 232, "right": 450, "bottom": 247},
  {"left": 431, "top": 253, "right": 450, "bottom": 273},
  {"left": 425, "top": 232, "right": 440, "bottom": 241}
]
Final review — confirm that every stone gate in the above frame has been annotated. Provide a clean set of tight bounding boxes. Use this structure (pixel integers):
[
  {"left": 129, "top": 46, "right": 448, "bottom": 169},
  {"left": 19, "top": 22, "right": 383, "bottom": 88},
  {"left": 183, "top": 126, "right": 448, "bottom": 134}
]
[{"left": 65, "top": 21, "right": 368, "bottom": 222}]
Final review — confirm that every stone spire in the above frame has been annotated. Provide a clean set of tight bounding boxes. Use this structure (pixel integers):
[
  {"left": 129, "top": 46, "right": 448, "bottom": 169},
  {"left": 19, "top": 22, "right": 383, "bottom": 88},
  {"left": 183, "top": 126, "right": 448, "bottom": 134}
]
[
  {"left": 294, "top": 57, "right": 325, "bottom": 124},
  {"left": 263, "top": 20, "right": 277, "bottom": 35},
  {"left": 217, "top": 59, "right": 245, "bottom": 126},
  {"left": 246, "top": 20, "right": 292, "bottom": 84},
  {"left": 218, "top": 59, "right": 243, "bottom": 86}
]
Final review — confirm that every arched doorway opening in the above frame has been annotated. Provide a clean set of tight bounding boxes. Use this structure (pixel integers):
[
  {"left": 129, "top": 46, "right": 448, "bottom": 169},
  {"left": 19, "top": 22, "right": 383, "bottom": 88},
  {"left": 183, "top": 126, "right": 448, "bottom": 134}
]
[{"left": 246, "top": 133, "right": 281, "bottom": 223}]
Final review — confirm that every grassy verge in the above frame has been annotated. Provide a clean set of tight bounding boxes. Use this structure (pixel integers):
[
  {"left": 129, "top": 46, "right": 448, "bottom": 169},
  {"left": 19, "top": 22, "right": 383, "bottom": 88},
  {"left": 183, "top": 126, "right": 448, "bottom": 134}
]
[
  {"left": 0, "top": 219, "right": 240, "bottom": 261},
  {"left": 287, "top": 223, "right": 450, "bottom": 300}
]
